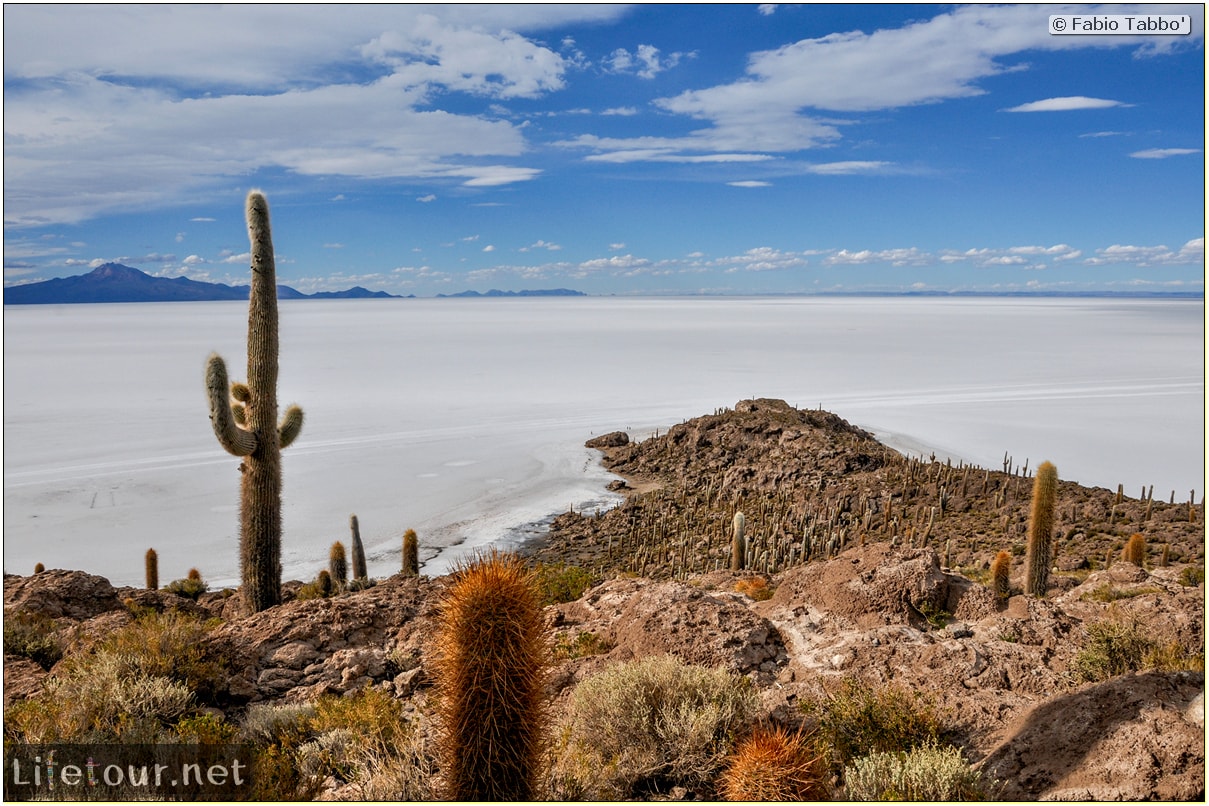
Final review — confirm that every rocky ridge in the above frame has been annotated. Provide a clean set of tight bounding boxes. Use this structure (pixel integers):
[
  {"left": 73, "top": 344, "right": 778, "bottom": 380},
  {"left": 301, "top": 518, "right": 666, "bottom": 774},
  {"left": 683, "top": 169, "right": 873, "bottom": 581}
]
[{"left": 4, "top": 399, "right": 1205, "bottom": 800}]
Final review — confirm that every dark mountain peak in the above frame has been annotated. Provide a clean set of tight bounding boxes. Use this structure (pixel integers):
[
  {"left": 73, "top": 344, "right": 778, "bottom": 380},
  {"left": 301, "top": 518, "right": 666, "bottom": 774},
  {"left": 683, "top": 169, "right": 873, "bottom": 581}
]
[{"left": 88, "top": 262, "right": 149, "bottom": 280}]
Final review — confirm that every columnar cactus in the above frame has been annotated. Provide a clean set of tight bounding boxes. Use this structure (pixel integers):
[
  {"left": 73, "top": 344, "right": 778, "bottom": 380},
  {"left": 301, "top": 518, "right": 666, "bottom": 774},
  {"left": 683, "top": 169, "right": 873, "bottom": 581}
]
[
  {"left": 330, "top": 541, "right": 348, "bottom": 588},
  {"left": 990, "top": 550, "right": 1011, "bottom": 600},
  {"left": 435, "top": 549, "right": 548, "bottom": 800},
  {"left": 731, "top": 512, "right": 747, "bottom": 572},
  {"left": 350, "top": 514, "right": 368, "bottom": 580},
  {"left": 205, "top": 191, "right": 304, "bottom": 614},
  {"left": 145, "top": 548, "right": 159, "bottom": 590},
  {"left": 1123, "top": 533, "right": 1146, "bottom": 567},
  {"left": 402, "top": 528, "right": 419, "bottom": 577},
  {"left": 1024, "top": 461, "right": 1058, "bottom": 597}
]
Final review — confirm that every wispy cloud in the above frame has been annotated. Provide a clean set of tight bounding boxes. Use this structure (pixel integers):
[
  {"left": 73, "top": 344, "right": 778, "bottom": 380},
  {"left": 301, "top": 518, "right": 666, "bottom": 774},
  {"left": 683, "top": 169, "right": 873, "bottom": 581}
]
[
  {"left": 1085, "top": 238, "right": 1204, "bottom": 266},
  {"left": 728, "top": 180, "right": 771, "bottom": 187},
  {"left": 605, "top": 44, "right": 695, "bottom": 79},
  {"left": 1129, "top": 147, "right": 1202, "bottom": 159},
  {"left": 1004, "top": 96, "right": 1129, "bottom": 112}
]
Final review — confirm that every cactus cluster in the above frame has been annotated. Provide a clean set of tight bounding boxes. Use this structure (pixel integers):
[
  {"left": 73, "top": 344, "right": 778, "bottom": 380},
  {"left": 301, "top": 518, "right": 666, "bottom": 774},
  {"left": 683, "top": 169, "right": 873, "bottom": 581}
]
[
  {"left": 204, "top": 191, "right": 304, "bottom": 614},
  {"left": 434, "top": 550, "right": 547, "bottom": 800}
]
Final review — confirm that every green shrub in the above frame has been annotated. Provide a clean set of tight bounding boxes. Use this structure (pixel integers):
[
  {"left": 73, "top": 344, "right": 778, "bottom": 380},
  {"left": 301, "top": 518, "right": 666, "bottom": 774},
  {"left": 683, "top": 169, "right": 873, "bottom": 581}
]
[
  {"left": 1178, "top": 565, "right": 1205, "bottom": 586},
  {"left": 555, "top": 654, "right": 760, "bottom": 798},
  {"left": 3, "top": 609, "right": 63, "bottom": 670},
  {"left": 532, "top": 561, "right": 595, "bottom": 605},
  {"left": 164, "top": 575, "right": 208, "bottom": 600},
  {"left": 553, "top": 630, "right": 611, "bottom": 660},
  {"left": 801, "top": 678, "right": 943, "bottom": 772},
  {"left": 844, "top": 742, "right": 992, "bottom": 801},
  {"left": 95, "top": 609, "right": 226, "bottom": 703},
  {"left": 1072, "top": 619, "right": 1153, "bottom": 682}
]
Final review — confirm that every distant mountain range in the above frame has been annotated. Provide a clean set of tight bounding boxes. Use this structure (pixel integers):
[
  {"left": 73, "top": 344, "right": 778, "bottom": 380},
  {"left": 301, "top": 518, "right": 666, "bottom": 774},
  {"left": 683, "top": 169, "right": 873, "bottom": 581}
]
[
  {"left": 2, "top": 264, "right": 586, "bottom": 305},
  {"left": 2, "top": 263, "right": 403, "bottom": 304}
]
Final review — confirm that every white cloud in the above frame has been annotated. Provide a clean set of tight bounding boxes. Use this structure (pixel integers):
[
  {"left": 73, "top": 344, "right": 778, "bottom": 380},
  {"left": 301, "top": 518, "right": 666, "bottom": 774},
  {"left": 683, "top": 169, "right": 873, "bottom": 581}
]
[
  {"left": 519, "top": 240, "right": 562, "bottom": 252},
  {"left": 579, "top": 254, "right": 651, "bottom": 270},
  {"left": 825, "top": 247, "right": 928, "bottom": 267},
  {"left": 758, "top": 4, "right": 779, "bottom": 16},
  {"left": 1004, "top": 96, "right": 1129, "bottom": 112},
  {"left": 608, "top": 243, "right": 626, "bottom": 251},
  {"left": 1079, "top": 131, "right": 1128, "bottom": 138},
  {"left": 1129, "top": 148, "right": 1202, "bottom": 159},
  {"left": 2, "top": 6, "right": 600, "bottom": 226},
  {"left": 1085, "top": 238, "right": 1204, "bottom": 266},
  {"left": 606, "top": 44, "right": 694, "bottom": 79},
  {"left": 562, "top": 5, "right": 1201, "bottom": 165},
  {"left": 483, "top": 245, "right": 496, "bottom": 252},
  {"left": 189, "top": 216, "right": 216, "bottom": 222},
  {"left": 728, "top": 180, "right": 772, "bottom": 187},
  {"left": 601, "top": 106, "right": 639, "bottom": 116},
  {"left": 417, "top": 194, "right": 437, "bottom": 203}
]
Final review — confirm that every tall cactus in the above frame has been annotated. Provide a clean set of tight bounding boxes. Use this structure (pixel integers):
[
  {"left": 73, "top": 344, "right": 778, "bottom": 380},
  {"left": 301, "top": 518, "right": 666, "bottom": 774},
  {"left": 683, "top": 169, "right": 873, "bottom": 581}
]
[
  {"left": 1023, "top": 461, "right": 1058, "bottom": 597},
  {"left": 145, "top": 548, "right": 159, "bottom": 591},
  {"left": 204, "top": 191, "right": 304, "bottom": 614},
  {"left": 731, "top": 512, "right": 747, "bottom": 572},
  {"left": 350, "top": 514, "right": 368, "bottom": 580}
]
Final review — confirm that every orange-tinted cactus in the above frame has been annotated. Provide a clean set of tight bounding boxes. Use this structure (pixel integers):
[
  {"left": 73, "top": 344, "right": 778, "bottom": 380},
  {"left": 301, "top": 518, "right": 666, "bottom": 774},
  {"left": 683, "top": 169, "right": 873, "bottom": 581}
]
[{"left": 721, "top": 725, "right": 828, "bottom": 802}]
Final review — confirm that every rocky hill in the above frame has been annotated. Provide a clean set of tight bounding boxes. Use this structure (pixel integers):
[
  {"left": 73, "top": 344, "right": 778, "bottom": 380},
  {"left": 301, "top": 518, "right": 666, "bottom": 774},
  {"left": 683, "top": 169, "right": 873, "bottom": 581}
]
[{"left": 3, "top": 399, "right": 1204, "bottom": 800}]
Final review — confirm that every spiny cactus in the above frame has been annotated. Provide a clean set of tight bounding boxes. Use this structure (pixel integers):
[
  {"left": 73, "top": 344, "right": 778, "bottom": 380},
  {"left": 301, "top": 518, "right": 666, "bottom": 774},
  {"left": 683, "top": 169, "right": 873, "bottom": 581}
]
[
  {"left": 349, "top": 514, "right": 367, "bottom": 581},
  {"left": 318, "top": 569, "right": 333, "bottom": 598},
  {"left": 1024, "top": 461, "right": 1058, "bottom": 597},
  {"left": 402, "top": 528, "right": 419, "bottom": 577},
  {"left": 435, "top": 549, "right": 548, "bottom": 800},
  {"left": 145, "top": 548, "right": 158, "bottom": 591},
  {"left": 990, "top": 550, "right": 1011, "bottom": 600},
  {"left": 1123, "top": 533, "right": 1146, "bottom": 567},
  {"left": 731, "top": 511, "right": 747, "bottom": 572},
  {"left": 721, "top": 726, "right": 828, "bottom": 802},
  {"left": 187, "top": 567, "right": 202, "bottom": 582},
  {"left": 329, "top": 541, "right": 348, "bottom": 588},
  {"left": 33, "top": 562, "right": 45, "bottom": 575},
  {"left": 205, "top": 190, "right": 304, "bottom": 614}
]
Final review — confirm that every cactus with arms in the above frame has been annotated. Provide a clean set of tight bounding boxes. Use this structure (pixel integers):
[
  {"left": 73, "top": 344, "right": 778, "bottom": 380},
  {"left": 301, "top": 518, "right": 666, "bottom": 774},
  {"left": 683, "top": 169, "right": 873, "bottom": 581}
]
[{"left": 205, "top": 191, "right": 304, "bottom": 613}]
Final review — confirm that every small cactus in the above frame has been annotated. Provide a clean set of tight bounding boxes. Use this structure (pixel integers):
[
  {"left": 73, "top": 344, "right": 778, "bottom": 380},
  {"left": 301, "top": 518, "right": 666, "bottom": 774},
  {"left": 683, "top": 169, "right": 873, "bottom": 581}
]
[
  {"left": 731, "top": 512, "right": 747, "bottom": 572},
  {"left": 318, "top": 569, "right": 333, "bottom": 598},
  {"left": 1123, "top": 533, "right": 1146, "bottom": 567},
  {"left": 434, "top": 549, "right": 548, "bottom": 800},
  {"left": 402, "top": 529, "right": 419, "bottom": 577},
  {"left": 145, "top": 548, "right": 158, "bottom": 590},
  {"left": 1024, "top": 461, "right": 1058, "bottom": 597},
  {"left": 33, "top": 562, "right": 45, "bottom": 575},
  {"left": 990, "top": 550, "right": 1011, "bottom": 600},
  {"left": 350, "top": 514, "right": 367, "bottom": 581},
  {"left": 721, "top": 725, "right": 828, "bottom": 802},
  {"left": 329, "top": 541, "right": 348, "bottom": 587},
  {"left": 187, "top": 567, "right": 202, "bottom": 582}
]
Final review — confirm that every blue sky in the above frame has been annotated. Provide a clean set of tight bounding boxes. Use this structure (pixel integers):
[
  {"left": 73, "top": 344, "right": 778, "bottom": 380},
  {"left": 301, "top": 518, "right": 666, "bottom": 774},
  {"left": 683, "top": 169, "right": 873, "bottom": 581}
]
[{"left": 3, "top": 3, "right": 1205, "bottom": 295}]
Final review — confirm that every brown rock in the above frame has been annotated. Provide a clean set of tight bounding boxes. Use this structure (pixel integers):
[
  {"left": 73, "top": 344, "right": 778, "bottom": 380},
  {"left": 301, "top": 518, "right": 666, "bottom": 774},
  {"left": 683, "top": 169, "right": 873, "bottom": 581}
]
[{"left": 586, "top": 430, "right": 630, "bottom": 449}]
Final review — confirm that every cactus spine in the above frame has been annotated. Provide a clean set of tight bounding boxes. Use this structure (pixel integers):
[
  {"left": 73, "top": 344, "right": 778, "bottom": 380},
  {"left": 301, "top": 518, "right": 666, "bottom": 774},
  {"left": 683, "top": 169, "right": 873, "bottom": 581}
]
[
  {"left": 145, "top": 548, "right": 159, "bottom": 590},
  {"left": 731, "top": 512, "right": 747, "bottom": 572},
  {"left": 205, "top": 191, "right": 304, "bottom": 614},
  {"left": 349, "top": 514, "right": 367, "bottom": 581},
  {"left": 402, "top": 528, "right": 419, "bottom": 576},
  {"left": 435, "top": 550, "right": 547, "bottom": 800},
  {"left": 329, "top": 541, "right": 348, "bottom": 588},
  {"left": 990, "top": 550, "right": 1011, "bottom": 600},
  {"left": 1023, "top": 461, "right": 1058, "bottom": 597}
]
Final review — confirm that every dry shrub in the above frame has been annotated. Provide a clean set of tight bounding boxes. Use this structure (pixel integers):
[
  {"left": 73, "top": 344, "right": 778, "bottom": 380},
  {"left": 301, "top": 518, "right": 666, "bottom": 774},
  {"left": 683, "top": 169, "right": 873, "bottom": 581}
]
[
  {"left": 844, "top": 741, "right": 992, "bottom": 801},
  {"left": 556, "top": 654, "right": 760, "bottom": 799},
  {"left": 721, "top": 725, "right": 829, "bottom": 801},
  {"left": 734, "top": 576, "right": 774, "bottom": 601},
  {"left": 3, "top": 608, "right": 63, "bottom": 669}
]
